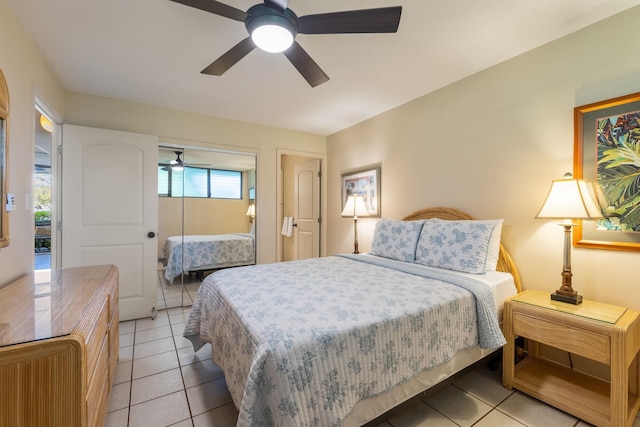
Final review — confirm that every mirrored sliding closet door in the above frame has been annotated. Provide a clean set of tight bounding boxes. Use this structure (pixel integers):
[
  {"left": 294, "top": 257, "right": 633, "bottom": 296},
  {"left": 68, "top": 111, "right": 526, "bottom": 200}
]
[{"left": 157, "top": 146, "right": 256, "bottom": 309}]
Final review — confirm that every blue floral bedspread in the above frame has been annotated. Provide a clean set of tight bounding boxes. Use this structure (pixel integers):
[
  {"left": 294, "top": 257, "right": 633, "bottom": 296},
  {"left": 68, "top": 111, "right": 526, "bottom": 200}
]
[
  {"left": 184, "top": 255, "right": 505, "bottom": 427},
  {"left": 164, "top": 233, "right": 255, "bottom": 283}
]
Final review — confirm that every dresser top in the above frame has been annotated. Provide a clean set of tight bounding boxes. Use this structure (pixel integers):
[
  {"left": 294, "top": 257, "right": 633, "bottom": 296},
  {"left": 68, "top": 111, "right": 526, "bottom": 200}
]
[{"left": 0, "top": 265, "right": 117, "bottom": 347}]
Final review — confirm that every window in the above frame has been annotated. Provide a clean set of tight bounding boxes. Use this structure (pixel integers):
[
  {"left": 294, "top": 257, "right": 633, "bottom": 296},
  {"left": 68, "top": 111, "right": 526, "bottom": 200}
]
[
  {"left": 210, "top": 170, "right": 242, "bottom": 199},
  {"left": 158, "top": 165, "right": 242, "bottom": 199},
  {"left": 158, "top": 166, "right": 169, "bottom": 197}
]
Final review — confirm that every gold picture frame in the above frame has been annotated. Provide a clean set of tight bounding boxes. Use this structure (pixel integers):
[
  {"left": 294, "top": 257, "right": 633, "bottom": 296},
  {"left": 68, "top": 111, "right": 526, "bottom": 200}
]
[{"left": 574, "top": 91, "right": 640, "bottom": 252}]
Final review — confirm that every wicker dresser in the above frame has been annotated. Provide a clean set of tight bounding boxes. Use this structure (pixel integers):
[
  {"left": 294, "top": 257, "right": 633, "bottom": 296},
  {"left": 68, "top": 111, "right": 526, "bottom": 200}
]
[{"left": 0, "top": 265, "right": 119, "bottom": 427}]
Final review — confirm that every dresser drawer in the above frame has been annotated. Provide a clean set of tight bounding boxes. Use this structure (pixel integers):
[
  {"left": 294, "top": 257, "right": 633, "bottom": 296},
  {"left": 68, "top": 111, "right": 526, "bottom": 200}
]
[
  {"left": 108, "top": 275, "right": 119, "bottom": 320},
  {"left": 85, "top": 299, "right": 109, "bottom": 381},
  {"left": 109, "top": 303, "right": 120, "bottom": 358},
  {"left": 87, "top": 337, "right": 109, "bottom": 427},
  {"left": 108, "top": 304, "right": 120, "bottom": 386},
  {"left": 513, "top": 312, "right": 610, "bottom": 364}
]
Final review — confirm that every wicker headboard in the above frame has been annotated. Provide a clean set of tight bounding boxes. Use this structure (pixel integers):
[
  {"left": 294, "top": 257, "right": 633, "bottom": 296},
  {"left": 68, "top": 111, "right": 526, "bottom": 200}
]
[{"left": 402, "top": 207, "right": 522, "bottom": 292}]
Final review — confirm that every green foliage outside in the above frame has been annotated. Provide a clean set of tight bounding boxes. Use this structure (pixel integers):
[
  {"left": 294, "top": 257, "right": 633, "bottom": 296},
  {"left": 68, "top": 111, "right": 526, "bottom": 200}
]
[{"left": 34, "top": 210, "right": 50, "bottom": 222}]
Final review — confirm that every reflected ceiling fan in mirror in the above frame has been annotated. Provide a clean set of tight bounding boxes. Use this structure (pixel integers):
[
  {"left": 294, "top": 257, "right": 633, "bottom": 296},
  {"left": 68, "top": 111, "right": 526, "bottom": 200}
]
[
  {"left": 169, "top": 0, "right": 402, "bottom": 87},
  {"left": 161, "top": 151, "right": 210, "bottom": 171}
]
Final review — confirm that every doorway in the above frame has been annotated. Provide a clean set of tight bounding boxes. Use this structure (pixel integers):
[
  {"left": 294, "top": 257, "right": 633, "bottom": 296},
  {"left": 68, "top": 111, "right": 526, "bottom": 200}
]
[
  {"left": 277, "top": 150, "right": 325, "bottom": 262},
  {"left": 34, "top": 107, "right": 54, "bottom": 271}
]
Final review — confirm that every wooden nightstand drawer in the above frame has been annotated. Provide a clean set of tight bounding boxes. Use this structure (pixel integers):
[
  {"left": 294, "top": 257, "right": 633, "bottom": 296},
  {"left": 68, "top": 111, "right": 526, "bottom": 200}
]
[{"left": 513, "top": 312, "right": 610, "bottom": 364}]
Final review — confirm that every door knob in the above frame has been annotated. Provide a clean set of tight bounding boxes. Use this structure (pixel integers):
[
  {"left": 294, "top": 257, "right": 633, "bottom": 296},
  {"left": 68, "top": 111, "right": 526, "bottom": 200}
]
[{"left": 147, "top": 232, "right": 156, "bottom": 238}]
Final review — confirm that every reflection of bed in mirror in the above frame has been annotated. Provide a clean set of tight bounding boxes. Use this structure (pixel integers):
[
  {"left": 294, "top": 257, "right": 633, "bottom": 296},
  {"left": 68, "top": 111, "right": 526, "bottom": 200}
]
[{"left": 164, "top": 233, "right": 255, "bottom": 283}]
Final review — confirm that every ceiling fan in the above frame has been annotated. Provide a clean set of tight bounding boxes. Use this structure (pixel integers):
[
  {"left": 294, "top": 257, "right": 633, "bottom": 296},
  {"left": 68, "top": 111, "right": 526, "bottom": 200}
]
[
  {"left": 161, "top": 151, "right": 210, "bottom": 171},
  {"left": 170, "top": 0, "right": 402, "bottom": 87}
]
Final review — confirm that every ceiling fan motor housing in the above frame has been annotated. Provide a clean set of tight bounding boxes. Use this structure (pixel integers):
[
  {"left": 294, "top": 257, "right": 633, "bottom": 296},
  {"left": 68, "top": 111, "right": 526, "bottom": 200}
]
[{"left": 245, "top": 4, "right": 298, "bottom": 45}]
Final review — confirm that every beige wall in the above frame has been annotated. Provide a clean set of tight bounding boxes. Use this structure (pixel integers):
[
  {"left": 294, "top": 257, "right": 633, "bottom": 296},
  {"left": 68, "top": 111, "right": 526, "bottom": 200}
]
[
  {"left": 157, "top": 197, "right": 251, "bottom": 257},
  {"left": 327, "top": 6, "right": 640, "bottom": 310},
  {"left": 0, "top": 0, "right": 65, "bottom": 285}
]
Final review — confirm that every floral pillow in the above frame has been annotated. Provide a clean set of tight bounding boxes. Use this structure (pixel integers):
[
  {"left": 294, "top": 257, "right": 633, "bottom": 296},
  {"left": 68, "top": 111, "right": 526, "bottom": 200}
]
[
  {"left": 370, "top": 219, "right": 425, "bottom": 262},
  {"left": 415, "top": 219, "right": 500, "bottom": 274},
  {"left": 430, "top": 218, "right": 503, "bottom": 271}
]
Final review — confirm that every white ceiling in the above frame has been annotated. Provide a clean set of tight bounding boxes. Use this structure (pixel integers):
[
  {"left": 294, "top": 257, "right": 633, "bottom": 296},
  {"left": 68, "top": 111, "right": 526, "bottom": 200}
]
[{"left": 7, "top": 0, "right": 640, "bottom": 136}]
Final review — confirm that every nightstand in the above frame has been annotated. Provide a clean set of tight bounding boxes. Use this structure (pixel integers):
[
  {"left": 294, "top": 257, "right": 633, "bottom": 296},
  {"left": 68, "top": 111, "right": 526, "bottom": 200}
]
[{"left": 503, "top": 289, "right": 640, "bottom": 427}]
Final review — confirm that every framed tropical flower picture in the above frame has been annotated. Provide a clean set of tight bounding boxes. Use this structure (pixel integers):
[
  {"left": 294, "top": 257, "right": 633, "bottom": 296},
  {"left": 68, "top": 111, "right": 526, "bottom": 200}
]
[{"left": 574, "top": 91, "right": 640, "bottom": 251}]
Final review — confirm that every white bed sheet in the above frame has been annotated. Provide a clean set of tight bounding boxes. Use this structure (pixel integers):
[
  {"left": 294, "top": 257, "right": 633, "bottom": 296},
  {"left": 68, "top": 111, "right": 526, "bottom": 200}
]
[{"left": 452, "top": 269, "right": 517, "bottom": 314}]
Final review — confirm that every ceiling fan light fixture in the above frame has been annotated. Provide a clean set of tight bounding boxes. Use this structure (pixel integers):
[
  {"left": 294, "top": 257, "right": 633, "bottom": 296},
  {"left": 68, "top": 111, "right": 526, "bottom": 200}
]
[
  {"left": 251, "top": 24, "right": 293, "bottom": 53},
  {"left": 245, "top": 4, "right": 297, "bottom": 53},
  {"left": 170, "top": 151, "right": 184, "bottom": 171}
]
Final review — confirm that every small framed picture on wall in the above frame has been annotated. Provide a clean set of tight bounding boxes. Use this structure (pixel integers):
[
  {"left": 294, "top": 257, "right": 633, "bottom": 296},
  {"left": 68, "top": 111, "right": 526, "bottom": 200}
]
[{"left": 341, "top": 166, "right": 381, "bottom": 217}]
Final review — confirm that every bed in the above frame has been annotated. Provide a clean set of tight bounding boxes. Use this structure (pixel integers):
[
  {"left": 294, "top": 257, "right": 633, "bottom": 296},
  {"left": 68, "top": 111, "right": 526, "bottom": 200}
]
[
  {"left": 164, "top": 233, "right": 255, "bottom": 283},
  {"left": 184, "top": 208, "right": 522, "bottom": 426}
]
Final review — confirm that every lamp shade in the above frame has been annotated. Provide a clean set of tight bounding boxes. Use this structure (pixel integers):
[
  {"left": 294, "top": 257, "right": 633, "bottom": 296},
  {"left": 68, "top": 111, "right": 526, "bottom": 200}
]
[
  {"left": 341, "top": 195, "right": 369, "bottom": 218},
  {"left": 536, "top": 175, "right": 602, "bottom": 220},
  {"left": 246, "top": 204, "right": 256, "bottom": 217}
]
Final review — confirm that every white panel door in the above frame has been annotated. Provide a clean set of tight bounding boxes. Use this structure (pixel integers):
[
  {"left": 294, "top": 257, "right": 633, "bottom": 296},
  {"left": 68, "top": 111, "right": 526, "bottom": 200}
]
[
  {"left": 61, "top": 124, "right": 158, "bottom": 321},
  {"left": 293, "top": 159, "right": 320, "bottom": 260}
]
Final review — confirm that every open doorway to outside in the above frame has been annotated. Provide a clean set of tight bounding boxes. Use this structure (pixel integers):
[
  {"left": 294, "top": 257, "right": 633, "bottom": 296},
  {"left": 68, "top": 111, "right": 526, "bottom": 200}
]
[{"left": 34, "top": 107, "right": 53, "bottom": 271}]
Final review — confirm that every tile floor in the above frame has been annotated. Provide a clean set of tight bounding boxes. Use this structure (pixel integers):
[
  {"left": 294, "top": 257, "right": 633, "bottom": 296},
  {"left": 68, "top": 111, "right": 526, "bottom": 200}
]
[
  {"left": 106, "top": 304, "right": 640, "bottom": 427},
  {"left": 155, "top": 266, "right": 202, "bottom": 311}
]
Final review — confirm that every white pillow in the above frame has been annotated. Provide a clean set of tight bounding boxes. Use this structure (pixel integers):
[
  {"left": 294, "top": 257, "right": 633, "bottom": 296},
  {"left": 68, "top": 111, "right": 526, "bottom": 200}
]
[
  {"left": 370, "top": 219, "right": 425, "bottom": 262},
  {"left": 481, "top": 219, "right": 503, "bottom": 271},
  {"left": 430, "top": 218, "right": 503, "bottom": 271},
  {"left": 415, "top": 219, "right": 502, "bottom": 274}
]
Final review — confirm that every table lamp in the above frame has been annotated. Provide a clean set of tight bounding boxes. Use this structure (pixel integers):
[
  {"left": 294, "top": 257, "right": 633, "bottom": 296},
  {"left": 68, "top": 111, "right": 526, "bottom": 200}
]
[
  {"left": 246, "top": 204, "right": 255, "bottom": 223},
  {"left": 341, "top": 195, "right": 369, "bottom": 254},
  {"left": 536, "top": 173, "right": 603, "bottom": 304}
]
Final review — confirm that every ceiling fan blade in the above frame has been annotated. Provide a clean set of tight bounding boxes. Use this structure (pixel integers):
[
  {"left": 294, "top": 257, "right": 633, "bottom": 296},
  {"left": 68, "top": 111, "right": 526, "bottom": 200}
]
[
  {"left": 264, "top": 0, "right": 288, "bottom": 13},
  {"left": 298, "top": 6, "right": 402, "bottom": 34},
  {"left": 169, "top": 0, "right": 247, "bottom": 22},
  {"left": 283, "top": 42, "right": 329, "bottom": 87},
  {"left": 201, "top": 37, "right": 257, "bottom": 76}
]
